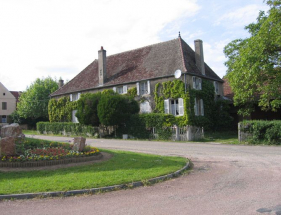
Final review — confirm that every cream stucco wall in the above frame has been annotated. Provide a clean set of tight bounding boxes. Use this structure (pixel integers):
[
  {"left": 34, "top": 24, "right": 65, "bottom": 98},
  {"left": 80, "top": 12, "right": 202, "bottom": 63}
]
[{"left": 0, "top": 82, "right": 16, "bottom": 116}]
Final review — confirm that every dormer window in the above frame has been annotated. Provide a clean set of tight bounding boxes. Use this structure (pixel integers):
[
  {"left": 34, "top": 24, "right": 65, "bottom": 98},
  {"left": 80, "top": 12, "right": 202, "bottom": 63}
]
[{"left": 192, "top": 77, "right": 202, "bottom": 90}]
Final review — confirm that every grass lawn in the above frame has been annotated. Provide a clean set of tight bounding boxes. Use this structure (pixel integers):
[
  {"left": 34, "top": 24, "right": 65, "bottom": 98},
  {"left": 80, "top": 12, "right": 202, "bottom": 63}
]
[{"left": 0, "top": 150, "right": 186, "bottom": 195}]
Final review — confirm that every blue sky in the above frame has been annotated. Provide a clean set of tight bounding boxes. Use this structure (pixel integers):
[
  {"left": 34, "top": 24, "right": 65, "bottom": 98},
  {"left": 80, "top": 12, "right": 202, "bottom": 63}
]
[{"left": 0, "top": 0, "right": 268, "bottom": 91}]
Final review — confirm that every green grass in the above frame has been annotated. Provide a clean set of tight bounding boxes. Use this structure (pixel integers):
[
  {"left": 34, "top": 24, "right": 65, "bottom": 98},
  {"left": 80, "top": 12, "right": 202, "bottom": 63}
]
[
  {"left": 22, "top": 130, "right": 38, "bottom": 135},
  {"left": 199, "top": 130, "right": 239, "bottom": 144},
  {"left": 0, "top": 150, "right": 186, "bottom": 195}
]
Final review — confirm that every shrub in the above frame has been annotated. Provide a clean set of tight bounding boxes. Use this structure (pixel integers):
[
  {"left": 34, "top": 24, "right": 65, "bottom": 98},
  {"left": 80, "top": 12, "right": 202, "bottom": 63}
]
[
  {"left": 76, "top": 93, "right": 101, "bottom": 126},
  {"left": 36, "top": 122, "right": 98, "bottom": 137},
  {"left": 241, "top": 120, "right": 281, "bottom": 145}
]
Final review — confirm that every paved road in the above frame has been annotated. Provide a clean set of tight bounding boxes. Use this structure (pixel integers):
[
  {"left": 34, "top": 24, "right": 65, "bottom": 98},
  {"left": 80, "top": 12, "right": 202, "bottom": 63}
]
[{"left": 1, "top": 135, "right": 281, "bottom": 215}]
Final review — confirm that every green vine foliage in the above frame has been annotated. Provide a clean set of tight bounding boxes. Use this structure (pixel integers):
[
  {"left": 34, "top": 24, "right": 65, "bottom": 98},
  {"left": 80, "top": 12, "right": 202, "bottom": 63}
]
[
  {"left": 48, "top": 96, "right": 77, "bottom": 122},
  {"left": 154, "top": 79, "right": 190, "bottom": 126},
  {"left": 127, "top": 87, "right": 137, "bottom": 98},
  {"left": 189, "top": 79, "right": 233, "bottom": 131}
]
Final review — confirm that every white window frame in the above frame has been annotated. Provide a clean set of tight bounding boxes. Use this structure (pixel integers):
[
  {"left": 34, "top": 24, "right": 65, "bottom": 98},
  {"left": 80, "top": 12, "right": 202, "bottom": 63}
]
[
  {"left": 70, "top": 93, "right": 80, "bottom": 102},
  {"left": 137, "top": 80, "right": 150, "bottom": 96},
  {"left": 214, "top": 81, "right": 219, "bottom": 95},
  {"left": 114, "top": 85, "right": 128, "bottom": 94},
  {"left": 192, "top": 76, "right": 202, "bottom": 90},
  {"left": 194, "top": 98, "right": 204, "bottom": 116},
  {"left": 164, "top": 98, "right": 184, "bottom": 116}
]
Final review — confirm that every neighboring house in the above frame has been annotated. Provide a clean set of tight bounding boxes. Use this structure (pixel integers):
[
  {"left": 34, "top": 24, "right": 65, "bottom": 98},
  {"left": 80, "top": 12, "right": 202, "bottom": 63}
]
[
  {"left": 223, "top": 77, "right": 281, "bottom": 123},
  {"left": 0, "top": 82, "right": 19, "bottom": 124},
  {"left": 50, "top": 35, "right": 224, "bottom": 123}
]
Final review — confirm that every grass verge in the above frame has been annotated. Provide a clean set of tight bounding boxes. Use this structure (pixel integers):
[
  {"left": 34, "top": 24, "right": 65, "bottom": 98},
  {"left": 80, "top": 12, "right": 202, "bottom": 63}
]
[
  {"left": 0, "top": 149, "right": 186, "bottom": 195},
  {"left": 199, "top": 131, "right": 239, "bottom": 144}
]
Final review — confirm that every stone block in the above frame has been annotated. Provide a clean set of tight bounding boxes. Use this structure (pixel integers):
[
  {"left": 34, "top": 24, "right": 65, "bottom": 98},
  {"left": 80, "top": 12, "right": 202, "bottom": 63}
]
[
  {"left": 73, "top": 137, "right": 86, "bottom": 152},
  {"left": 0, "top": 137, "right": 16, "bottom": 156},
  {"left": 1, "top": 123, "right": 22, "bottom": 138}
]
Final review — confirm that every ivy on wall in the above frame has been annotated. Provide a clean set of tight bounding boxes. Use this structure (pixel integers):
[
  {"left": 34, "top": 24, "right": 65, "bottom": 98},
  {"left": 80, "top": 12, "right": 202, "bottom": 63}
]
[
  {"left": 48, "top": 96, "right": 78, "bottom": 122},
  {"left": 154, "top": 79, "right": 233, "bottom": 130},
  {"left": 154, "top": 79, "right": 190, "bottom": 126}
]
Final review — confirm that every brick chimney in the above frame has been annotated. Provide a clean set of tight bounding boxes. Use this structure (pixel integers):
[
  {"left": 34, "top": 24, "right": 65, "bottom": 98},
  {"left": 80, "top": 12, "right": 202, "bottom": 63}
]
[
  {"left": 58, "top": 79, "right": 64, "bottom": 88},
  {"left": 98, "top": 46, "right": 107, "bottom": 86},
  {"left": 194, "top": 39, "right": 205, "bottom": 75}
]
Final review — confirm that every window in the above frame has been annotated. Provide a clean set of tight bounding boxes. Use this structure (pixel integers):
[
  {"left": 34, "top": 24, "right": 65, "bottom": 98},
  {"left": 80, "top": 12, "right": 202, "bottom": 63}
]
[
  {"left": 192, "top": 76, "right": 202, "bottom": 90},
  {"left": 137, "top": 81, "right": 150, "bottom": 96},
  {"left": 164, "top": 98, "right": 184, "bottom": 116},
  {"left": 70, "top": 93, "right": 81, "bottom": 102},
  {"left": 194, "top": 98, "right": 204, "bottom": 116},
  {"left": 2, "top": 102, "right": 7, "bottom": 110},
  {"left": 1, "top": 115, "right": 7, "bottom": 123},
  {"left": 113, "top": 86, "right": 128, "bottom": 94},
  {"left": 214, "top": 81, "right": 219, "bottom": 95},
  {"left": 72, "top": 110, "right": 79, "bottom": 123},
  {"left": 140, "top": 101, "right": 151, "bottom": 113}
]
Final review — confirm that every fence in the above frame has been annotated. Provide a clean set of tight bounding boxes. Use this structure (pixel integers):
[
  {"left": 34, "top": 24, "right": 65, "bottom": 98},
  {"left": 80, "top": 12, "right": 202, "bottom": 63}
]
[{"left": 151, "top": 126, "right": 204, "bottom": 141}]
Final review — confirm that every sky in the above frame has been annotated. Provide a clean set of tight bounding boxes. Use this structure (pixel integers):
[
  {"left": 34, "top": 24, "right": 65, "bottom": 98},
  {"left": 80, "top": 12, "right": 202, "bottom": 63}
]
[{"left": 0, "top": 0, "right": 269, "bottom": 91}]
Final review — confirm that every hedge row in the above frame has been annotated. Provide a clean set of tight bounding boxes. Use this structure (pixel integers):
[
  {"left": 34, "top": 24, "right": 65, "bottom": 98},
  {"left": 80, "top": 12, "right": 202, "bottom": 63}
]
[
  {"left": 241, "top": 120, "right": 281, "bottom": 145},
  {"left": 37, "top": 122, "right": 98, "bottom": 137}
]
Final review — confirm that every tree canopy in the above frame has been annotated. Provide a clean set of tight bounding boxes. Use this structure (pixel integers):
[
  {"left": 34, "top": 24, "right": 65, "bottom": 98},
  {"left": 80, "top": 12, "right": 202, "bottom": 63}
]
[
  {"left": 17, "top": 77, "right": 58, "bottom": 120},
  {"left": 224, "top": 0, "right": 281, "bottom": 115}
]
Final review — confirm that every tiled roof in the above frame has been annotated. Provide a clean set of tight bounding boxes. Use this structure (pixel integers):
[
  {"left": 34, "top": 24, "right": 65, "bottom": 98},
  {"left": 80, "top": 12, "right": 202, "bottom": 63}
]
[
  {"left": 10, "top": 91, "right": 21, "bottom": 102},
  {"left": 51, "top": 37, "right": 223, "bottom": 97},
  {"left": 222, "top": 77, "right": 234, "bottom": 100}
]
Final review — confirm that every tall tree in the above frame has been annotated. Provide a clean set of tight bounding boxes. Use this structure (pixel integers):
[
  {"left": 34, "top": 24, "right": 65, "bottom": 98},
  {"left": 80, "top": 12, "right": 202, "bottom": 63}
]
[
  {"left": 17, "top": 77, "right": 58, "bottom": 121},
  {"left": 224, "top": 0, "right": 281, "bottom": 115}
]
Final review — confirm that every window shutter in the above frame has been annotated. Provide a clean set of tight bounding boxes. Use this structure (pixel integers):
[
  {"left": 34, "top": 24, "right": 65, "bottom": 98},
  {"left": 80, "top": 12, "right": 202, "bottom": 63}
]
[
  {"left": 214, "top": 81, "right": 218, "bottom": 94},
  {"left": 164, "top": 99, "right": 170, "bottom": 114},
  {"left": 178, "top": 98, "right": 184, "bottom": 116},
  {"left": 199, "top": 78, "right": 202, "bottom": 90},
  {"left": 200, "top": 99, "right": 204, "bottom": 116},
  {"left": 70, "top": 94, "right": 73, "bottom": 102},
  {"left": 194, "top": 98, "right": 198, "bottom": 116},
  {"left": 192, "top": 77, "right": 196, "bottom": 89},
  {"left": 136, "top": 82, "right": 140, "bottom": 95},
  {"left": 113, "top": 87, "right": 116, "bottom": 92},
  {"left": 78, "top": 93, "right": 81, "bottom": 99},
  {"left": 147, "top": 80, "right": 150, "bottom": 94},
  {"left": 123, "top": 85, "right": 128, "bottom": 94}
]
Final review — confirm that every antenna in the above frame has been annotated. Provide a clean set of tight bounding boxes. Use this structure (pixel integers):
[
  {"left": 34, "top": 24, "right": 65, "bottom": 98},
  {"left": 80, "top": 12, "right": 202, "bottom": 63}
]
[{"left": 174, "top": 69, "right": 182, "bottom": 79}]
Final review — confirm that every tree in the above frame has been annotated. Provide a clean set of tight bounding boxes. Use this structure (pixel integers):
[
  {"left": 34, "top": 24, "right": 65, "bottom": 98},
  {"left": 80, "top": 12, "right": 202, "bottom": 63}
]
[
  {"left": 224, "top": 0, "right": 281, "bottom": 115},
  {"left": 76, "top": 93, "right": 101, "bottom": 126},
  {"left": 97, "top": 94, "right": 139, "bottom": 126},
  {"left": 17, "top": 77, "right": 58, "bottom": 121}
]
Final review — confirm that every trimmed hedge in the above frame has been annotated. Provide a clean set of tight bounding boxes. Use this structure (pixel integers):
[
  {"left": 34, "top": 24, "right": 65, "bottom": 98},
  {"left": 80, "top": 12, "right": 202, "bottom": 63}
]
[
  {"left": 37, "top": 122, "right": 98, "bottom": 137},
  {"left": 117, "top": 113, "right": 176, "bottom": 140},
  {"left": 241, "top": 120, "right": 281, "bottom": 145}
]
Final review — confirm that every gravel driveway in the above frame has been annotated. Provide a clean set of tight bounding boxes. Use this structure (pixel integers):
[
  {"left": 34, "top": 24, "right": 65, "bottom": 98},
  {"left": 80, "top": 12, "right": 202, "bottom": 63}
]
[{"left": 1, "top": 136, "right": 281, "bottom": 215}]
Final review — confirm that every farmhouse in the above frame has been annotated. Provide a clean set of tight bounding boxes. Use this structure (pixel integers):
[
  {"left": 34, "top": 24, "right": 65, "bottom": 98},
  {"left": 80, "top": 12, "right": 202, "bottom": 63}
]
[{"left": 50, "top": 35, "right": 223, "bottom": 123}]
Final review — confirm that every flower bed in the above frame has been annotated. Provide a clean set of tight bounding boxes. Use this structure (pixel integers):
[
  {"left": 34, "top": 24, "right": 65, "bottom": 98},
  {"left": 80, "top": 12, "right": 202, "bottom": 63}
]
[{"left": 0, "top": 138, "right": 101, "bottom": 167}]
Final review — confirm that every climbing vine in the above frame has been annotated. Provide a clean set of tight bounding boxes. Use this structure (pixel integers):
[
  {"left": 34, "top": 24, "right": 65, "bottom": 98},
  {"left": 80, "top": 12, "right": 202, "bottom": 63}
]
[
  {"left": 154, "top": 79, "right": 190, "bottom": 126},
  {"left": 48, "top": 96, "right": 78, "bottom": 122},
  {"left": 127, "top": 87, "right": 137, "bottom": 98}
]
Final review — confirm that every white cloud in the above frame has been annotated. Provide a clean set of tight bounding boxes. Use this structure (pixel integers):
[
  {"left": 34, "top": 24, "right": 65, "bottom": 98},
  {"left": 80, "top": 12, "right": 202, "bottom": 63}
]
[
  {"left": 215, "top": 4, "right": 268, "bottom": 28},
  {"left": 0, "top": 0, "right": 200, "bottom": 91}
]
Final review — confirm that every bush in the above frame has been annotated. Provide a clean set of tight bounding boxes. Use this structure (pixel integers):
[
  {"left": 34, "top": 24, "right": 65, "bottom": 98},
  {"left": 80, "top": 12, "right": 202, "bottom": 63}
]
[
  {"left": 98, "top": 94, "right": 139, "bottom": 126},
  {"left": 76, "top": 93, "right": 101, "bottom": 126},
  {"left": 36, "top": 122, "right": 98, "bottom": 137},
  {"left": 241, "top": 120, "right": 281, "bottom": 145}
]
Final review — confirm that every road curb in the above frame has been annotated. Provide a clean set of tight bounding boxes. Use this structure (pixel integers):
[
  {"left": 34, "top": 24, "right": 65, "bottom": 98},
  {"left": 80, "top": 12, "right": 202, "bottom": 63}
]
[{"left": 0, "top": 161, "right": 190, "bottom": 200}]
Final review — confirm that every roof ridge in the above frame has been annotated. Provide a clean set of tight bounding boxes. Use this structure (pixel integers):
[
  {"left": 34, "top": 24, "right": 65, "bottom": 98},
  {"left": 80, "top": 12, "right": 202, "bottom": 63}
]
[
  {"left": 178, "top": 37, "right": 188, "bottom": 72},
  {"left": 106, "top": 38, "right": 179, "bottom": 58}
]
